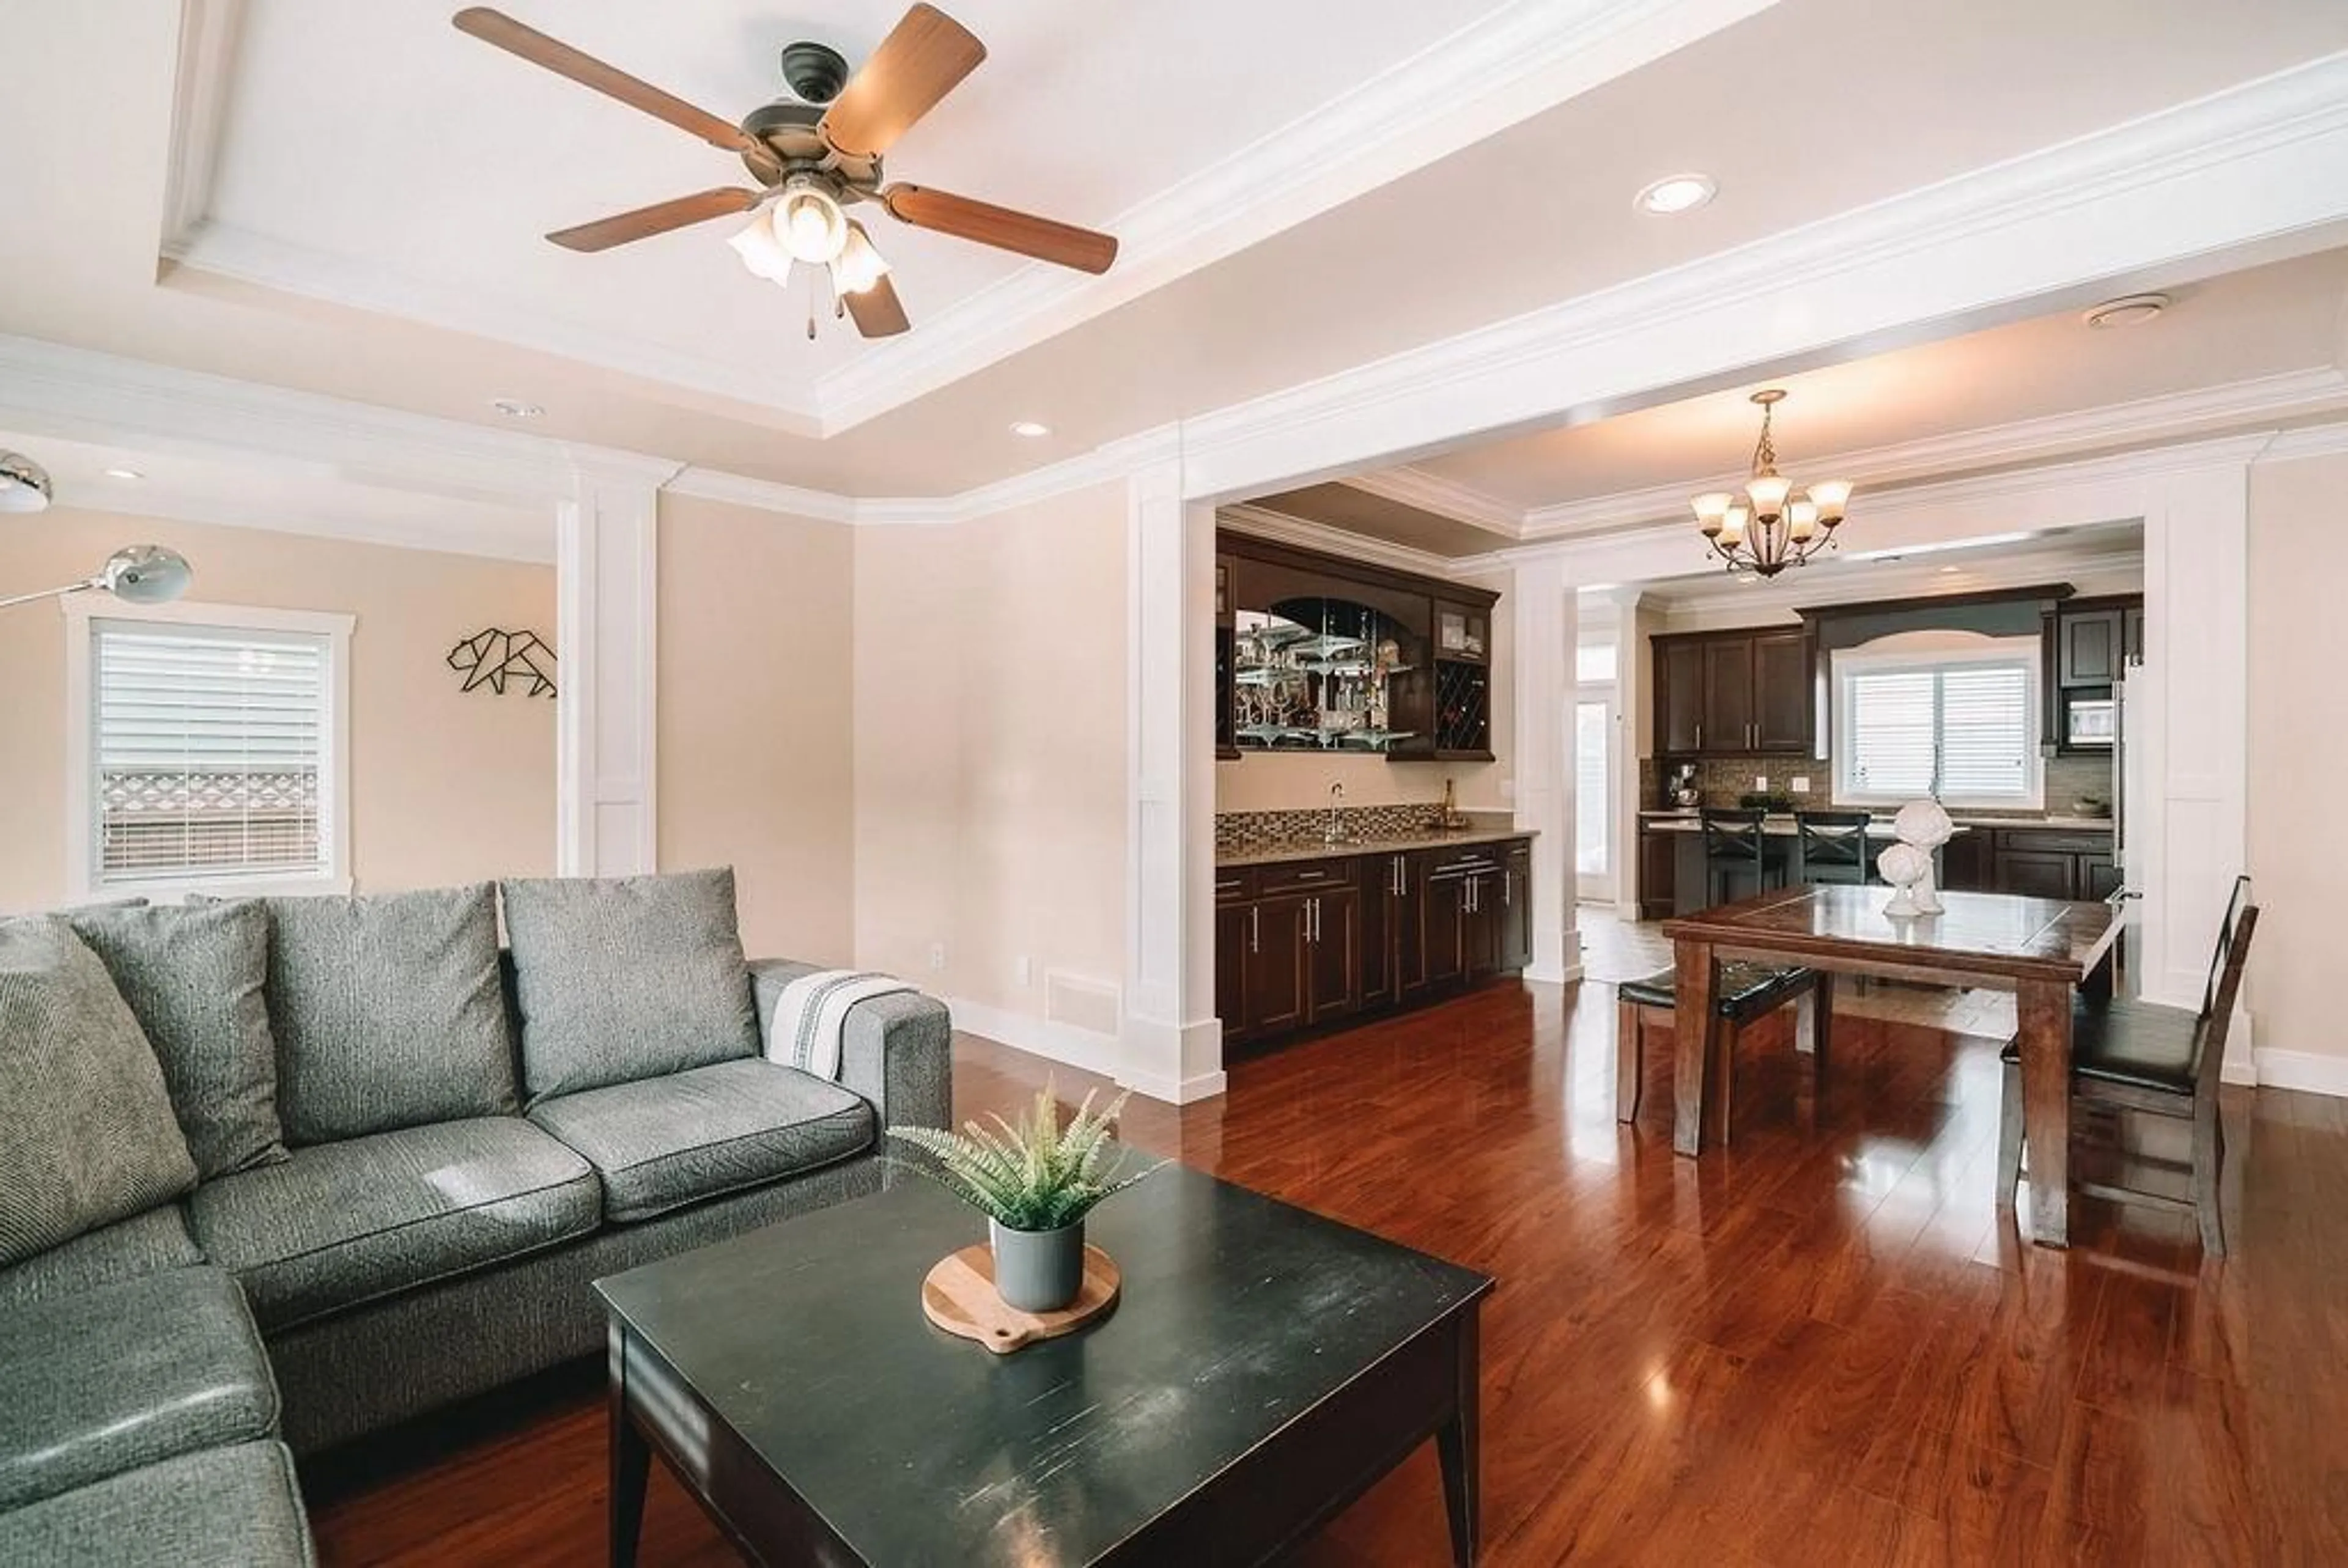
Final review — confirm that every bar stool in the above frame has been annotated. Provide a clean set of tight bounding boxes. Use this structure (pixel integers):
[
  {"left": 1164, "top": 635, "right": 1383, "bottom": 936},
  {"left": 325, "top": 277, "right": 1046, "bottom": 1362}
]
[
  {"left": 1793, "top": 810, "right": 1874, "bottom": 886},
  {"left": 1699, "top": 808, "right": 1772, "bottom": 906},
  {"left": 1616, "top": 962, "right": 1828, "bottom": 1143}
]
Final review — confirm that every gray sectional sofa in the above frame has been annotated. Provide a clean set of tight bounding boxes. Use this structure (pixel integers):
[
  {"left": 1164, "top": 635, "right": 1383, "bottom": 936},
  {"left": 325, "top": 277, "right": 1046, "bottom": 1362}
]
[{"left": 0, "top": 868, "right": 951, "bottom": 1567}]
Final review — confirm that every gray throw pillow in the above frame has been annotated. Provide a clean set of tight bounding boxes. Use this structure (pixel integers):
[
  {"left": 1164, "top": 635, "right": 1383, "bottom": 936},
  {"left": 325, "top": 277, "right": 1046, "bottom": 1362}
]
[
  {"left": 66, "top": 900, "right": 287, "bottom": 1179},
  {"left": 0, "top": 919, "right": 199, "bottom": 1268},
  {"left": 257, "top": 884, "right": 518, "bottom": 1143},
  {"left": 501, "top": 867, "right": 760, "bottom": 1103}
]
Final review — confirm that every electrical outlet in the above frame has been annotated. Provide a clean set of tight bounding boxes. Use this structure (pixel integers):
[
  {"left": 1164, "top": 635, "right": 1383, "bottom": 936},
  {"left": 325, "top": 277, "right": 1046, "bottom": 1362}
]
[
  {"left": 927, "top": 943, "right": 947, "bottom": 972},
  {"left": 1754, "top": 775, "right": 1768, "bottom": 792},
  {"left": 1015, "top": 955, "right": 1033, "bottom": 987},
  {"left": 1791, "top": 775, "right": 1811, "bottom": 793}
]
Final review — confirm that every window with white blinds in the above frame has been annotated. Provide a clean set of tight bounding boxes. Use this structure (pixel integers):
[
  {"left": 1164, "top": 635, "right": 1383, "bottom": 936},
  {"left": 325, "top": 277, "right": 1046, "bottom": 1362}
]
[
  {"left": 82, "top": 613, "right": 344, "bottom": 889},
  {"left": 1833, "top": 642, "right": 2039, "bottom": 808}
]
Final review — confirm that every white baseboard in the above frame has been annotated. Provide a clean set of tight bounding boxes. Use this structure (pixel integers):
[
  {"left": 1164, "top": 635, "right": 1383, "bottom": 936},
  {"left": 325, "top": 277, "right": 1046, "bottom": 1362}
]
[
  {"left": 2253, "top": 1048, "right": 2348, "bottom": 1099},
  {"left": 943, "top": 996, "right": 1120, "bottom": 1078},
  {"left": 1117, "top": 1064, "right": 1230, "bottom": 1105}
]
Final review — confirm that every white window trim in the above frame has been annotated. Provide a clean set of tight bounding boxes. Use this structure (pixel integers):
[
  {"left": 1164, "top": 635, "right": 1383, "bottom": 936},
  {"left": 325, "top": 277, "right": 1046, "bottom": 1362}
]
[
  {"left": 64, "top": 597, "right": 356, "bottom": 901},
  {"left": 1830, "top": 637, "right": 2043, "bottom": 811}
]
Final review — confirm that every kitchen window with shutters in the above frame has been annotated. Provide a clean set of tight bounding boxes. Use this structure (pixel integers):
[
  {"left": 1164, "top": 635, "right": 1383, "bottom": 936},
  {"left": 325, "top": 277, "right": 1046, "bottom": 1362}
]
[
  {"left": 1831, "top": 636, "right": 2041, "bottom": 809},
  {"left": 63, "top": 598, "right": 354, "bottom": 899}
]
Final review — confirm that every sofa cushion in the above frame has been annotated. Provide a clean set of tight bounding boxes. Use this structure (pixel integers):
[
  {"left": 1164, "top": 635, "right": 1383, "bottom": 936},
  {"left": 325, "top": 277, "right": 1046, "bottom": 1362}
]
[
  {"left": 0, "top": 1441, "right": 314, "bottom": 1568},
  {"left": 501, "top": 867, "right": 760, "bottom": 1103},
  {"left": 0, "top": 1206, "right": 204, "bottom": 1312},
  {"left": 256, "top": 883, "right": 517, "bottom": 1143},
  {"left": 188, "top": 1117, "right": 599, "bottom": 1331},
  {"left": 529, "top": 1058, "right": 875, "bottom": 1223},
  {"left": 66, "top": 900, "right": 286, "bottom": 1177},
  {"left": 0, "top": 1266, "right": 278, "bottom": 1511},
  {"left": 0, "top": 918, "right": 198, "bottom": 1268}
]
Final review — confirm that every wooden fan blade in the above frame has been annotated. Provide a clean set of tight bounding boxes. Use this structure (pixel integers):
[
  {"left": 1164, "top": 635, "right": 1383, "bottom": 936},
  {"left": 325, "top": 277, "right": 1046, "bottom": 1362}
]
[
  {"left": 818, "top": 4, "right": 986, "bottom": 160},
  {"left": 882, "top": 184, "right": 1117, "bottom": 274},
  {"left": 843, "top": 271, "right": 912, "bottom": 337},
  {"left": 545, "top": 188, "right": 763, "bottom": 252},
  {"left": 453, "top": 8, "right": 764, "bottom": 162}
]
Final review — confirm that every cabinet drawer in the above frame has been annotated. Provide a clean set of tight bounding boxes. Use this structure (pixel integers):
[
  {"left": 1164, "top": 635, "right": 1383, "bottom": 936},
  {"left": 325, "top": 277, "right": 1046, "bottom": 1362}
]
[
  {"left": 1214, "top": 866, "right": 1254, "bottom": 903},
  {"left": 1423, "top": 845, "right": 1504, "bottom": 879},
  {"left": 1258, "top": 858, "right": 1357, "bottom": 894},
  {"left": 1993, "top": 828, "right": 2114, "bottom": 855}
]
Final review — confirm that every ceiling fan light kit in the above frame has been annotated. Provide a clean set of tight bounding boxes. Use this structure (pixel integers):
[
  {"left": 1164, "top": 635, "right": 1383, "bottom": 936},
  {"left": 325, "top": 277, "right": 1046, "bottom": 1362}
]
[
  {"left": 452, "top": 4, "right": 1118, "bottom": 342},
  {"left": 1690, "top": 390, "right": 1855, "bottom": 578},
  {"left": 0, "top": 451, "right": 54, "bottom": 513}
]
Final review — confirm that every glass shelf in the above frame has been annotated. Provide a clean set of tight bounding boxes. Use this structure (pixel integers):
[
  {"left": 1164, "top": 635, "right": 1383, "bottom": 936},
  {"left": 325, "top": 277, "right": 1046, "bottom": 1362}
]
[{"left": 1233, "top": 598, "right": 1423, "bottom": 754}]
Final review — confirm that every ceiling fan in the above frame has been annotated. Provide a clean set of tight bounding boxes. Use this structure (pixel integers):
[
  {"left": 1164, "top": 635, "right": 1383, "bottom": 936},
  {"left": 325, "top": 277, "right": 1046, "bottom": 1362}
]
[{"left": 451, "top": 4, "right": 1119, "bottom": 339}]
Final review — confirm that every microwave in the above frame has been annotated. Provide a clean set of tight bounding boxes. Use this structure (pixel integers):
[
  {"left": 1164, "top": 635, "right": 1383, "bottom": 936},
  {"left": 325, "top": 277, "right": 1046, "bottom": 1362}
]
[{"left": 2066, "top": 696, "right": 2117, "bottom": 747}]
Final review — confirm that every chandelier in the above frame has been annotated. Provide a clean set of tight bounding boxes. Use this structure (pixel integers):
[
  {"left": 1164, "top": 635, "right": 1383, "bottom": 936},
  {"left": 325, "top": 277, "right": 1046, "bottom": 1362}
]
[{"left": 1689, "top": 389, "right": 1853, "bottom": 576}]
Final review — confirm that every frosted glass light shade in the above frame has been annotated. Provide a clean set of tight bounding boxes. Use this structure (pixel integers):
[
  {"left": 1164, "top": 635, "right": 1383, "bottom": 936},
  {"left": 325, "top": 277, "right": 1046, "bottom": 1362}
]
[
  {"left": 1745, "top": 473, "right": 1792, "bottom": 518},
  {"left": 727, "top": 215, "right": 794, "bottom": 283},
  {"left": 829, "top": 225, "right": 890, "bottom": 295},
  {"left": 780, "top": 186, "right": 847, "bottom": 263},
  {"left": 1717, "top": 504, "right": 1748, "bottom": 547},
  {"left": 1691, "top": 491, "right": 1735, "bottom": 535},
  {"left": 1787, "top": 499, "right": 1818, "bottom": 542},
  {"left": 1807, "top": 479, "right": 1853, "bottom": 521}
]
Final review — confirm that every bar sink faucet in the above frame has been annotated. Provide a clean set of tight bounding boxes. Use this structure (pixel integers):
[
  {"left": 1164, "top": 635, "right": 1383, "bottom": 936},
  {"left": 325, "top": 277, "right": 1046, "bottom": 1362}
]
[{"left": 1324, "top": 781, "right": 1346, "bottom": 844}]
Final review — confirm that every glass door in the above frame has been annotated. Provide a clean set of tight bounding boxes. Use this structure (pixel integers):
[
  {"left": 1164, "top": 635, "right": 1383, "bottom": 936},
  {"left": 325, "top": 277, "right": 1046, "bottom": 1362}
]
[{"left": 1575, "top": 695, "right": 1615, "bottom": 902}]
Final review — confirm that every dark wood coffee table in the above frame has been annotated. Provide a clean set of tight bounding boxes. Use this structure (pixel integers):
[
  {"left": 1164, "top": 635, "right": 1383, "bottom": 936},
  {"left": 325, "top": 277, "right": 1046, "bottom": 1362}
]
[{"left": 596, "top": 1163, "right": 1491, "bottom": 1567}]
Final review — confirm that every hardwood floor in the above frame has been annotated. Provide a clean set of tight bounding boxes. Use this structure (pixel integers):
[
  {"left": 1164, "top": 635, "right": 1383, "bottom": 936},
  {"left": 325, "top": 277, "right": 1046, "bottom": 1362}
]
[{"left": 309, "top": 974, "right": 2348, "bottom": 1566}]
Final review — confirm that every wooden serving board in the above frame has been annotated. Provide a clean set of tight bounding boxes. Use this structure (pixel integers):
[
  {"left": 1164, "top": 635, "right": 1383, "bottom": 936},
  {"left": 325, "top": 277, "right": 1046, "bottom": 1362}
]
[{"left": 921, "top": 1243, "right": 1121, "bottom": 1355}]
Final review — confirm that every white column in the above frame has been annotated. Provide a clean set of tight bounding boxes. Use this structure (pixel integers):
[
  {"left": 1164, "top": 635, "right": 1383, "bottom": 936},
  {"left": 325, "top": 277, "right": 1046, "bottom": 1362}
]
[
  {"left": 2133, "top": 460, "right": 2251, "bottom": 1072},
  {"left": 1611, "top": 588, "right": 1647, "bottom": 921},
  {"left": 1512, "top": 555, "right": 1581, "bottom": 982},
  {"left": 1121, "top": 463, "right": 1225, "bottom": 1103},
  {"left": 556, "top": 458, "right": 675, "bottom": 878}
]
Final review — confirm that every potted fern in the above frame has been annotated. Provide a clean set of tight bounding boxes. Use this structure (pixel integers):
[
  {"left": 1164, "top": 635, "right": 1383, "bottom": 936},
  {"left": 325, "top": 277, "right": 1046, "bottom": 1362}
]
[{"left": 889, "top": 1083, "right": 1156, "bottom": 1312}]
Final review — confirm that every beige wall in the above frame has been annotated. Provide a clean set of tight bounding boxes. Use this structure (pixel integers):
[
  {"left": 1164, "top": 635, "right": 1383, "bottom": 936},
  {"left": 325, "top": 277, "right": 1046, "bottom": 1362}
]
[
  {"left": 854, "top": 484, "right": 1127, "bottom": 1045},
  {"left": 657, "top": 493, "right": 854, "bottom": 966},
  {"left": 0, "top": 508, "right": 555, "bottom": 911},
  {"left": 2246, "top": 451, "right": 2348, "bottom": 1072}
]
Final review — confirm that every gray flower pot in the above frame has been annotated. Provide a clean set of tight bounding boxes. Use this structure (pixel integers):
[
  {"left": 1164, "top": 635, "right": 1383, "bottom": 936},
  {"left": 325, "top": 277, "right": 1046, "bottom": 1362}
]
[{"left": 988, "top": 1217, "right": 1085, "bottom": 1312}]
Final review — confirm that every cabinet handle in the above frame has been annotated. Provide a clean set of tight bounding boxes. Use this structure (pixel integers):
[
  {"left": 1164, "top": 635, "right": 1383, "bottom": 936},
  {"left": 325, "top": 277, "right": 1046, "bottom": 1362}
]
[
  {"left": 1466, "top": 876, "right": 1477, "bottom": 915},
  {"left": 1696, "top": 722, "right": 1703, "bottom": 750},
  {"left": 1307, "top": 897, "right": 1318, "bottom": 943},
  {"left": 1250, "top": 906, "right": 1259, "bottom": 955},
  {"left": 1504, "top": 870, "right": 1513, "bottom": 907}
]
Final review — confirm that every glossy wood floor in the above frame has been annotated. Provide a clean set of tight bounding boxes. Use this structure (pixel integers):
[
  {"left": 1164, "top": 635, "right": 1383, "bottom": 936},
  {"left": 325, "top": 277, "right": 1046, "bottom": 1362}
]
[{"left": 309, "top": 975, "right": 2348, "bottom": 1566}]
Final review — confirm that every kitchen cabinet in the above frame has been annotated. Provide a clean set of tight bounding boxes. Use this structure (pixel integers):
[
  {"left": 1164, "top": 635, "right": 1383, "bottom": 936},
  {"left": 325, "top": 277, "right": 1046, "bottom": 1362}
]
[
  {"left": 2058, "top": 608, "right": 2125, "bottom": 687},
  {"left": 1658, "top": 639, "right": 1706, "bottom": 755},
  {"left": 1216, "top": 837, "right": 1534, "bottom": 1053},
  {"left": 1939, "top": 830, "right": 1992, "bottom": 894},
  {"left": 1653, "top": 626, "right": 1813, "bottom": 757},
  {"left": 1639, "top": 826, "right": 1679, "bottom": 921},
  {"left": 2042, "top": 594, "right": 2143, "bottom": 753},
  {"left": 1217, "top": 531, "right": 1499, "bottom": 764},
  {"left": 1965, "top": 825, "right": 2119, "bottom": 901},
  {"left": 1993, "top": 847, "right": 2077, "bottom": 901}
]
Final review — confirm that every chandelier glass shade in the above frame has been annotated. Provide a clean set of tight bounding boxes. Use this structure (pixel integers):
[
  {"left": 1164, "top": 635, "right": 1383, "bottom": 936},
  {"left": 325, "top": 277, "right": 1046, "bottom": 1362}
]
[{"left": 1693, "top": 390, "right": 1852, "bottom": 576}]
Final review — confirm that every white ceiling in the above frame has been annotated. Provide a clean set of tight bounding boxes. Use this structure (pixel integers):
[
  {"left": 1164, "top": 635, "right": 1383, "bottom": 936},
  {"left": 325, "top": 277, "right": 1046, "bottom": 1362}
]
[
  {"left": 1406, "top": 246, "right": 2348, "bottom": 512},
  {"left": 1, "top": 0, "right": 2346, "bottom": 503},
  {"left": 0, "top": 429, "right": 551, "bottom": 562}
]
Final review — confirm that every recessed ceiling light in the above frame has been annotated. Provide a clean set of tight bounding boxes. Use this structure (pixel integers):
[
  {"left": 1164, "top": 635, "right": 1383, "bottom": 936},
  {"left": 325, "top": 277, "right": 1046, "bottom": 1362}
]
[
  {"left": 1939, "top": 565, "right": 1962, "bottom": 574},
  {"left": 489, "top": 397, "right": 545, "bottom": 419},
  {"left": 1634, "top": 174, "right": 1716, "bottom": 216},
  {"left": 1009, "top": 420, "right": 1051, "bottom": 438},
  {"left": 102, "top": 467, "right": 144, "bottom": 481},
  {"left": 2081, "top": 293, "right": 2169, "bottom": 329}
]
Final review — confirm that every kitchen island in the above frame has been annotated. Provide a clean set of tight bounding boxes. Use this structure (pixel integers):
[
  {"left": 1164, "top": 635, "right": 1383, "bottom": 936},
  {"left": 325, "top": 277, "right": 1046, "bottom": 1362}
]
[{"left": 1217, "top": 828, "right": 1534, "bottom": 1050}]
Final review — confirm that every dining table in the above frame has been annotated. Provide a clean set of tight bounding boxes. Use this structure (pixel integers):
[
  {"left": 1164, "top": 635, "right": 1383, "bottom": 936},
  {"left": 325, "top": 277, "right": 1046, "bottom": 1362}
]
[{"left": 1661, "top": 883, "right": 2121, "bottom": 1248}]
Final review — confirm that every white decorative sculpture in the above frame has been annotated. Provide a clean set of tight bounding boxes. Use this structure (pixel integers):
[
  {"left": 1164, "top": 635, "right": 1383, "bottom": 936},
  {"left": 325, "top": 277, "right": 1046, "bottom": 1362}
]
[
  {"left": 1877, "top": 841, "right": 1932, "bottom": 919},
  {"left": 1891, "top": 800, "right": 1954, "bottom": 915}
]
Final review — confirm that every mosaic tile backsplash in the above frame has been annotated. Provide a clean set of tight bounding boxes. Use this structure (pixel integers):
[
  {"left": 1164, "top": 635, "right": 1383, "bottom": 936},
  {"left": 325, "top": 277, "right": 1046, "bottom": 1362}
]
[
  {"left": 1215, "top": 803, "right": 1497, "bottom": 853},
  {"left": 1636, "top": 751, "right": 2116, "bottom": 817}
]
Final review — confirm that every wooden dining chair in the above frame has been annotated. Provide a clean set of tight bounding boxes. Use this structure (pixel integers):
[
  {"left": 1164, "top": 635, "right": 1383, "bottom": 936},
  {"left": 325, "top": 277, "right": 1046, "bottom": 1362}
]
[
  {"left": 1792, "top": 810, "right": 1873, "bottom": 886},
  {"left": 1617, "top": 961, "right": 1828, "bottom": 1143},
  {"left": 1996, "top": 875, "right": 2256, "bottom": 1254},
  {"left": 1699, "top": 808, "right": 1772, "bottom": 905}
]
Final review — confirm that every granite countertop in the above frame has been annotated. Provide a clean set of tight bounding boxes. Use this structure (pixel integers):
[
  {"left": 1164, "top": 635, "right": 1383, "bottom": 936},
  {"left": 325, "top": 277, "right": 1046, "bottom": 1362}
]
[
  {"left": 1217, "top": 825, "right": 1536, "bottom": 869},
  {"left": 1637, "top": 809, "right": 2113, "bottom": 833}
]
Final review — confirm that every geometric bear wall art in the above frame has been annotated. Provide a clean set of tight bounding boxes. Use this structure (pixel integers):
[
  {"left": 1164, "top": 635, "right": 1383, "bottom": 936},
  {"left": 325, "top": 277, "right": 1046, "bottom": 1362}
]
[{"left": 446, "top": 627, "right": 557, "bottom": 698}]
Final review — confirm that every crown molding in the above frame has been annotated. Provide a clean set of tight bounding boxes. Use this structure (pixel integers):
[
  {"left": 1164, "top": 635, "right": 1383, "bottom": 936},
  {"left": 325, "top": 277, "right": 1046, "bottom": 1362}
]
[
  {"left": 158, "top": 0, "right": 1773, "bottom": 438},
  {"left": 161, "top": 222, "right": 828, "bottom": 436},
  {"left": 1177, "top": 50, "right": 2348, "bottom": 503},
  {"left": 1339, "top": 466, "right": 1525, "bottom": 538},
  {"left": 48, "top": 485, "right": 552, "bottom": 565},
  {"left": 855, "top": 424, "right": 1183, "bottom": 526},
  {"left": 813, "top": 0, "right": 1777, "bottom": 433},
  {"left": 1214, "top": 502, "right": 1459, "bottom": 578},
  {"left": 2258, "top": 421, "right": 2348, "bottom": 464},
  {"left": 663, "top": 467, "right": 858, "bottom": 524},
  {"left": 1647, "top": 545, "right": 2146, "bottom": 627},
  {"left": 1515, "top": 365, "right": 2348, "bottom": 536}
]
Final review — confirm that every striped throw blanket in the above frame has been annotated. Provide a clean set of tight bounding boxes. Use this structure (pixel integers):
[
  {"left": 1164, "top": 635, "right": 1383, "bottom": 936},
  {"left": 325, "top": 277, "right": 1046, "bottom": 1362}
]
[{"left": 762, "top": 969, "right": 914, "bottom": 1081}]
